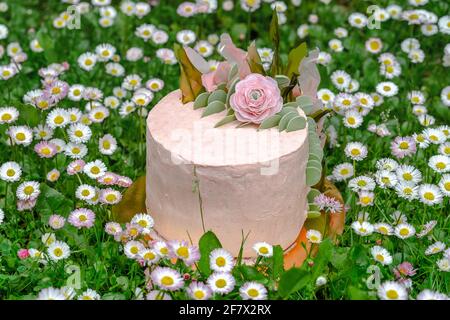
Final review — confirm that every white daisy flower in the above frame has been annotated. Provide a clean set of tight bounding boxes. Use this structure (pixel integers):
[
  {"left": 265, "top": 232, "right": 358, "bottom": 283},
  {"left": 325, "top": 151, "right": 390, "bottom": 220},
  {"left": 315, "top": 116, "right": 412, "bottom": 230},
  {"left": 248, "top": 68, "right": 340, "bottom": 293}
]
[
  {"left": 16, "top": 181, "right": 40, "bottom": 201},
  {"left": 207, "top": 272, "right": 235, "bottom": 295},
  {"left": 351, "top": 221, "right": 374, "bottom": 236},
  {"left": 378, "top": 281, "right": 408, "bottom": 300},
  {"left": 0, "top": 161, "right": 22, "bottom": 182},
  {"left": 240, "top": 281, "right": 268, "bottom": 300},
  {"left": 418, "top": 184, "right": 443, "bottom": 206},
  {"left": 210, "top": 248, "right": 235, "bottom": 273},
  {"left": 47, "top": 240, "right": 71, "bottom": 261},
  {"left": 425, "top": 242, "right": 446, "bottom": 255},
  {"left": 394, "top": 223, "right": 416, "bottom": 239},
  {"left": 83, "top": 160, "right": 107, "bottom": 179},
  {"left": 371, "top": 246, "right": 393, "bottom": 265},
  {"left": 252, "top": 242, "right": 273, "bottom": 257}
]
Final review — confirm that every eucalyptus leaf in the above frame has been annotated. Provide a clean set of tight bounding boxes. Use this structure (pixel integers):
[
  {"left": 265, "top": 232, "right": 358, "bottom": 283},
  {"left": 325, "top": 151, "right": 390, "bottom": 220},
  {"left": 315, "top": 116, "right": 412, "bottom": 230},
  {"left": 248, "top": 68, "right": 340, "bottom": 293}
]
[
  {"left": 259, "top": 114, "right": 282, "bottom": 129},
  {"left": 278, "top": 112, "right": 297, "bottom": 131},
  {"left": 208, "top": 89, "right": 227, "bottom": 104},
  {"left": 193, "top": 92, "right": 210, "bottom": 109},
  {"left": 202, "top": 101, "right": 226, "bottom": 117},
  {"left": 275, "top": 75, "right": 291, "bottom": 89},
  {"left": 307, "top": 210, "right": 322, "bottom": 219},
  {"left": 286, "top": 116, "right": 307, "bottom": 132},
  {"left": 215, "top": 114, "right": 237, "bottom": 128},
  {"left": 306, "top": 166, "right": 322, "bottom": 186},
  {"left": 307, "top": 188, "right": 321, "bottom": 202}
]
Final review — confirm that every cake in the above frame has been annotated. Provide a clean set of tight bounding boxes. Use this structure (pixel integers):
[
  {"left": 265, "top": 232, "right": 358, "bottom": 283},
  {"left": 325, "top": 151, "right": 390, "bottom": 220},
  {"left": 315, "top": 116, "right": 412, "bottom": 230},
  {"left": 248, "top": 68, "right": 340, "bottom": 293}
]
[
  {"left": 145, "top": 29, "right": 326, "bottom": 258},
  {"left": 146, "top": 90, "right": 310, "bottom": 257}
]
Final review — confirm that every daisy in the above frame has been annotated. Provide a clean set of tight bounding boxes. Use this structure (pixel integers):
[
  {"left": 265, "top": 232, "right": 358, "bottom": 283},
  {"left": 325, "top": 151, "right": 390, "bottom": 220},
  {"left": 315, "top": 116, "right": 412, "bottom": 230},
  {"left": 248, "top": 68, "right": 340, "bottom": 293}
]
[
  {"left": 438, "top": 174, "right": 450, "bottom": 196},
  {"left": 376, "top": 81, "right": 398, "bottom": 97},
  {"left": 48, "top": 214, "right": 65, "bottom": 230},
  {"left": 187, "top": 282, "right": 212, "bottom": 300},
  {"left": 77, "top": 52, "right": 97, "bottom": 71},
  {"left": 47, "top": 241, "right": 71, "bottom": 261},
  {"left": 331, "top": 70, "right": 351, "bottom": 90},
  {"left": 0, "top": 161, "right": 21, "bottom": 182},
  {"left": 394, "top": 223, "right": 416, "bottom": 239},
  {"left": 253, "top": 242, "right": 273, "bottom": 257},
  {"left": 418, "top": 184, "right": 443, "bottom": 206},
  {"left": 168, "top": 240, "right": 200, "bottom": 265},
  {"left": 317, "top": 89, "right": 335, "bottom": 106},
  {"left": 441, "top": 86, "right": 450, "bottom": 106},
  {"left": 131, "top": 213, "right": 154, "bottom": 231},
  {"left": 328, "top": 39, "right": 343, "bottom": 52},
  {"left": 152, "top": 30, "right": 169, "bottom": 45},
  {"left": 124, "top": 240, "right": 145, "bottom": 259},
  {"left": 348, "top": 12, "right": 368, "bottom": 28},
  {"left": 417, "top": 289, "right": 449, "bottom": 300},
  {"left": 334, "top": 93, "right": 355, "bottom": 112},
  {"left": 146, "top": 290, "right": 172, "bottom": 300},
  {"left": 140, "top": 248, "right": 160, "bottom": 265},
  {"left": 240, "top": 282, "right": 268, "bottom": 300},
  {"left": 425, "top": 242, "right": 446, "bottom": 256},
  {"left": 306, "top": 229, "right": 322, "bottom": 244},
  {"left": 61, "top": 286, "right": 76, "bottom": 300},
  {"left": 332, "top": 163, "right": 354, "bottom": 181},
  {"left": 0, "top": 209, "right": 4, "bottom": 225},
  {"left": 348, "top": 176, "right": 376, "bottom": 192},
  {"left": 409, "top": 49, "right": 425, "bottom": 63},
  {"left": 64, "top": 142, "right": 88, "bottom": 159},
  {"left": 68, "top": 208, "right": 96, "bottom": 229},
  {"left": 344, "top": 142, "right": 368, "bottom": 161},
  {"left": 428, "top": 155, "right": 450, "bottom": 173},
  {"left": 83, "top": 160, "right": 107, "bottom": 179},
  {"left": 37, "top": 287, "right": 66, "bottom": 300},
  {"left": 153, "top": 241, "right": 170, "bottom": 258},
  {"left": 351, "top": 221, "right": 374, "bottom": 236},
  {"left": 373, "top": 223, "right": 393, "bottom": 235},
  {"left": 99, "top": 188, "right": 122, "bottom": 205},
  {"left": 357, "top": 191, "right": 375, "bottom": 207},
  {"left": 371, "top": 246, "right": 393, "bottom": 265},
  {"left": 97, "top": 172, "right": 118, "bottom": 185},
  {"left": 412, "top": 105, "right": 427, "bottom": 116},
  {"left": 47, "top": 169, "right": 60, "bottom": 182},
  {"left": 177, "top": 2, "right": 197, "bottom": 17},
  {"left": 75, "top": 184, "right": 96, "bottom": 201},
  {"left": 95, "top": 43, "right": 116, "bottom": 62},
  {"left": 396, "top": 165, "right": 422, "bottom": 184},
  {"left": 423, "top": 128, "right": 446, "bottom": 144},
  {"left": 210, "top": 248, "right": 235, "bottom": 273},
  {"left": 88, "top": 106, "right": 109, "bottom": 123},
  {"left": 68, "top": 85, "right": 85, "bottom": 101},
  {"left": 376, "top": 158, "right": 398, "bottom": 171},
  {"left": 146, "top": 78, "right": 164, "bottom": 92},
  {"left": 16, "top": 181, "right": 40, "bottom": 201},
  {"left": 365, "top": 38, "right": 383, "bottom": 54},
  {"left": 207, "top": 272, "right": 235, "bottom": 295},
  {"left": 0, "top": 106, "right": 19, "bottom": 124},
  {"left": 194, "top": 40, "right": 214, "bottom": 58},
  {"left": 378, "top": 281, "right": 408, "bottom": 300},
  {"left": 395, "top": 182, "right": 419, "bottom": 200},
  {"left": 417, "top": 220, "right": 437, "bottom": 238},
  {"left": 371, "top": 92, "right": 384, "bottom": 106},
  {"left": 390, "top": 136, "right": 416, "bottom": 159},
  {"left": 408, "top": 90, "right": 425, "bottom": 105},
  {"left": 46, "top": 109, "right": 69, "bottom": 129},
  {"left": 151, "top": 267, "right": 184, "bottom": 291},
  {"left": 104, "top": 222, "right": 122, "bottom": 236},
  {"left": 8, "top": 126, "right": 33, "bottom": 146},
  {"left": 105, "top": 62, "right": 125, "bottom": 77},
  {"left": 78, "top": 289, "right": 101, "bottom": 300},
  {"left": 34, "top": 141, "right": 57, "bottom": 158},
  {"left": 436, "top": 258, "right": 450, "bottom": 272}
]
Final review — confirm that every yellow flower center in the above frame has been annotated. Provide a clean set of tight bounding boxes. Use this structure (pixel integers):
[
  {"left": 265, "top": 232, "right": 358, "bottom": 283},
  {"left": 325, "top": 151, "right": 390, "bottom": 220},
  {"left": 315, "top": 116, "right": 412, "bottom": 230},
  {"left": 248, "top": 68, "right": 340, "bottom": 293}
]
[
  {"left": 53, "top": 248, "right": 63, "bottom": 257},
  {"left": 403, "top": 173, "right": 413, "bottom": 181},
  {"left": 176, "top": 246, "right": 189, "bottom": 258},
  {"left": 385, "top": 289, "right": 399, "bottom": 300},
  {"left": 130, "top": 246, "right": 139, "bottom": 254},
  {"left": 194, "top": 290, "right": 205, "bottom": 299},
  {"left": 6, "top": 169, "right": 15, "bottom": 177},
  {"left": 436, "top": 162, "right": 446, "bottom": 170},
  {"left": 216, "top": 257, "right": 226, "bottom": 267},
  {"left": 24, "top": 186, "right": 34, "bottom": 195},
  {"left": 16, "top": 132, "right": 26, "bottom": 141},
  {"left": 144, "top": 252, "right": 155, "bottom": 260},
  {"left": 259, "top": 247, "right": 269, "bottom": 254},
  {"left": 215, "top": 279, "right": 226, "bottom": 288},
  {"left": 1, "top": 113, "right": 12, "bottom": 121},
  {"left": 161, "top": 276, "right": 174, "bottom": 286},
  {"left": 351, "top": 149, "right": 360, "bottom": 156},
  {"left": 54, "top": 115, "right": 64, "bottom": 125},
  {"left": 423, "top": 192, "right": 434, "bottom": 201},
  {"left": 399, "top": 228, "right": 409, "bottom": 236},
  {"left": 74, "top": 130, "right": 83, "bottom": 137},
  {"left": 90, "top": 167, "right": 100, "bottom": 174},
  {"left": 376, "top": 254, "right": 384, "bottom": 262},
  {"left": 105, "top": 194, "right": 117, "bottom": 202},
  {"left": 248, "top": 289, "right": 259, "bottom": 298}
]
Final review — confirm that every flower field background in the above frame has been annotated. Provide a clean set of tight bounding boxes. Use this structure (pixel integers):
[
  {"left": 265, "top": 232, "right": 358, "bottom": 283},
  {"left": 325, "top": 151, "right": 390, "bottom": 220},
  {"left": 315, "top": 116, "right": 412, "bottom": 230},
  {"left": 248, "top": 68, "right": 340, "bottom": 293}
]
[{"left": 0, "top": 0, "right": 449, "bottom": 300}]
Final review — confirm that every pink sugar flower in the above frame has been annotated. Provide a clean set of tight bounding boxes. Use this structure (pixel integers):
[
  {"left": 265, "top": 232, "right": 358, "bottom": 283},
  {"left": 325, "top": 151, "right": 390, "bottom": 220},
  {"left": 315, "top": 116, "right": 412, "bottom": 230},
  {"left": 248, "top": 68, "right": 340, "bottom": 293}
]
[
  {"left": 68, "top": 208, "right": 95, "bottom": 229},
  {"left": 67, "top": 160, "right": 85, "bottom": 175},
  {"left": 230, "top": 73, "right": 283, "bottom": 124}
]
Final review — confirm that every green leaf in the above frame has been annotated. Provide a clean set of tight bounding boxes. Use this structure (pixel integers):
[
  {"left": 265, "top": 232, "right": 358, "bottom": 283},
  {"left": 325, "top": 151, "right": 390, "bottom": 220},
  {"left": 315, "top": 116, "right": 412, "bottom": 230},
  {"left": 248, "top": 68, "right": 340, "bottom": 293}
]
[
  {"left": 269, "top": 11, "right": 282, "bottom": 76},
  {"left": 193, "top": 92, "right": 210, "bottom": 109},
  {"left": 207, "top": 90, "right": 227, "bottom": 104},
  {"left": 235, "top": 265, "right": 267, "bottom": 283},
  {"left": 307, "top": 188, "right": 321, "bottom": 202},
  {"left": 272, "top": 245, "right": 284, "bottom": 279},
  {"left": 259, "top": 114, "right": 282, "bottom": 129},
  {"left": 278, "top": 112, "right": 297, "bottom": 131},
  {"left": 311, "top": 238, "right": 333, "bottom": 279},
  {"left": 286, "top": 116, "right": 307, "bottom": 132},
  {"left": 285, "top": 42, "right": 308, "bottom": 78},
  {"left": 307, "top": 210, "right": 322, "bottom": 219},
  {"left": 215, "top": 114, "right": 237, "bottom": 128},
  {"left": 278, "top": 268, "right": 311, "bottom": 299},
  {"left": 202, "top": 101, "right": 226, "bottom": 117},
  {"left": 198, "top": 231, "right": 222, "bottom": 277}
]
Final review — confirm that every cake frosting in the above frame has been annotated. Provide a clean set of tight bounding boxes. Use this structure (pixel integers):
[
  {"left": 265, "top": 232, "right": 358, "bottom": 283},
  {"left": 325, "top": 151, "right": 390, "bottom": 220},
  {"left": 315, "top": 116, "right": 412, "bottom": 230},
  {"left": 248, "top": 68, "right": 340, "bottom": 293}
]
[{"left": 146, "top": 90, "right": 310, "bottom": 257}]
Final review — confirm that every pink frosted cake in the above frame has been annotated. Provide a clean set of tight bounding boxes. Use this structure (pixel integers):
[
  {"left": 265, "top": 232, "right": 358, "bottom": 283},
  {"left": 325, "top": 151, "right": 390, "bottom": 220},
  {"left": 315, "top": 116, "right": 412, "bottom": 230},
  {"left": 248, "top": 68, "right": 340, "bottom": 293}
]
[
  {"left": 145, "top": 33, "right": 324, "bottom": 257},
  {"left": 146, "top": 90, "right": 310, "bottom": 257}
]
